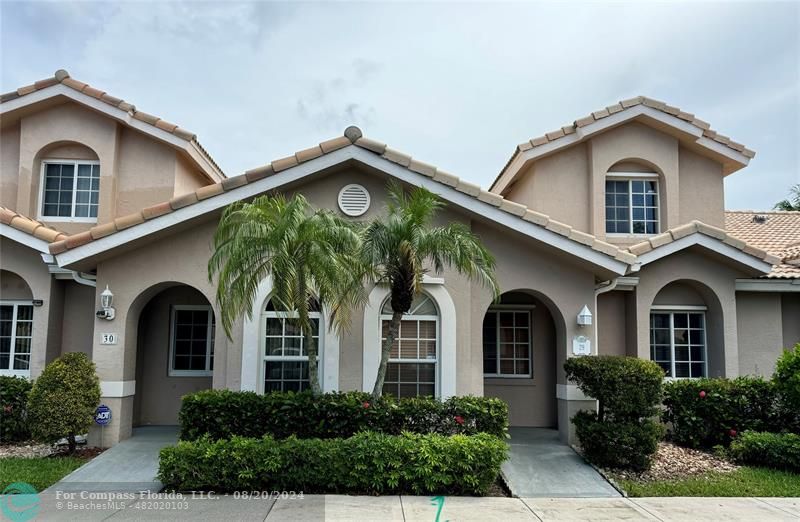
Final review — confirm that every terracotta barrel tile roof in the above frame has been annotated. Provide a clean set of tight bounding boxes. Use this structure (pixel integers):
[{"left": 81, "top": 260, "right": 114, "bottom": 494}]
[
  {"left": 40, "top": 127, "right": 637, "bottom": 267},
  {"left": 495, "top": 95, "right": 756, "bottom": 192},
  {"left": 0, "top": 206, "right": 68, "bottom": 243},
  {"left": 725, "top": 210, "right": 800, "bottom": 278},
  {"left": 0, "top": 69, "right": 223, "bottom": 177}
]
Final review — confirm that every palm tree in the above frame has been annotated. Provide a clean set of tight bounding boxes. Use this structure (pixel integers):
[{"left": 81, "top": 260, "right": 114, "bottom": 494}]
[
  {"left": 208, "top": 193, "right": 363, "bottom": 395},
  {"left": 774, "top": 185, "right": 800, "bottom": 211},
  {"left": 361, "top": 181, "right": 500, "bottom": 399}
]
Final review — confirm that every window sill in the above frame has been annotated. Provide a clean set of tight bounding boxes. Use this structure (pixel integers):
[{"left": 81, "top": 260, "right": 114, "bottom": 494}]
[
  {"left": 484, "top": 377, "right": 537, "bottom": 386},
  {"left": 39, "top": 216, "right": 98, "bottom": 223},
  {"left": 168, "top": 370, "right": 213, "bottom": 377},
  {"left": 0, "top": 369, "right": 31, "bottom": 379}
]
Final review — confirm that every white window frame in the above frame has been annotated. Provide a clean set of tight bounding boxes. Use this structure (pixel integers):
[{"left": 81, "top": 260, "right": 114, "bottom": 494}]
[
  {"left": 482, "top": 304, "right": 535, "bottom": 378},
  {"left": 168, "top": 305, "right": 214, "bottom": 377},
  {"left": 380, "top": 295, "right": 440, "bottom": 398},
  {"left": 605, "top": 173, "right": 661, "bottom": 237},
  {"left": 260, "top": 305, "right": 323, "bottom": 393},
  {"left": 38, "top": 159, "right": 101, "bottom": 223},
  {"left": 649, "top": 306, "right": 708, "bottom": 380},
  {"left": 0, "top": 300, "right": 34, "bottom": 378}
]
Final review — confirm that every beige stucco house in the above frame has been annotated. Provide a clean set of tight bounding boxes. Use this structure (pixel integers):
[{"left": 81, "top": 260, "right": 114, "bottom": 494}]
[{"left": 1, "top": 70, "right": 798, "bottom": 446}]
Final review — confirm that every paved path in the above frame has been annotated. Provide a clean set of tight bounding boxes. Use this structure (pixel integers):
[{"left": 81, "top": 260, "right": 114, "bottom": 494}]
[
  {"left": 502, "top": 427, "right": 620, "bottom": 497},
  {"left": 19, "top": 494, "right": 799, "bottom": 521},
  {"left": 43, "top": 426, "right": 178, "bottom": 494}
]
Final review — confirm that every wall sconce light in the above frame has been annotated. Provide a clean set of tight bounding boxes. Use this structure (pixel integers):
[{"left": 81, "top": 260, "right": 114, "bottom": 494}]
[
  {"left": 96, "top": 285, "right": 115, "bottom": 320},
  {"left": 577, "top": 305, "right": 592, "bottom": 327}
]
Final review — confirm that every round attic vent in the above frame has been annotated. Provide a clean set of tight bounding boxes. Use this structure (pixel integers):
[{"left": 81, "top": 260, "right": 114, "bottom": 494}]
[{"left": 337, "top": 184, "right": 371, "bottom": 217}]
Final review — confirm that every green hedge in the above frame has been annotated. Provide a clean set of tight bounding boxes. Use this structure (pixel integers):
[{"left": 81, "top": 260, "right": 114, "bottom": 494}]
[
  {"left": 729, "top": 431, "right": 800, "bottom": 473},
  {"left": 662, "top": 377, "right": 778, "bottom": 448},
  {"left": 0, "top": 376, "right": 32, "bottom": 442},
  {"left": 159, "top": 432, "right": 507, "bottom": 495},
  {"left": 774, "top": 344, "right": 800, "bottom": 430},
  {"left": 564, "top": 356, "right": 664, "bottom": 471},
  {"left": 179, "top": 390, "right": 508, "bottom": 440}
]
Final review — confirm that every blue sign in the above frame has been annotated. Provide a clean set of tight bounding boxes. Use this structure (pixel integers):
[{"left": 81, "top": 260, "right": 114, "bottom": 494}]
[{"left": 94, "top": 404, "right": 112, "bottom": 425}]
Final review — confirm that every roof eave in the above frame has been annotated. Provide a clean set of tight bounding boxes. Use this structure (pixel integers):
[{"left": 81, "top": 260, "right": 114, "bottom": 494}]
[
  {"left": 0, "top": 83, "right": 223, "bottom": 182},
  {"left": 492, "top": 104, "right": 752, "bottom": 195},
  {"left": 54, "top": 145, "right": 631, "bottom": 276}
]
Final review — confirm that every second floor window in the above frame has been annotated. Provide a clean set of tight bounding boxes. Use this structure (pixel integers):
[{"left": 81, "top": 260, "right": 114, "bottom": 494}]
[
  {"left": 605, "top": 179, "right": 659, "bottom": 234},
  {"left": 41, "top": 160, "right": 100, "bottom": 219}
]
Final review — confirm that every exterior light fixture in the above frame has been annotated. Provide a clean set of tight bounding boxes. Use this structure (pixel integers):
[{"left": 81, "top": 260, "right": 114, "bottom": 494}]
[
  {"left": 577, "top": 305, "right": 592, "bottom": 327},
  {"left": 97, "top": 285, "right": 116, "bottom": 320}
]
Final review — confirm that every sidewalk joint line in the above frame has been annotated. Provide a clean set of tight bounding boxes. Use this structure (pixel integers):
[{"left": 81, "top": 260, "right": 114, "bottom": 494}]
[
  {"left": 752, "top": 496, "right": 798, "bottom": 517},
  {"left": 628, "top": 498, "right": 666, "bottom": 521},
  {"left": 518, "top": 497, "right": 544, "bottom": 521}
]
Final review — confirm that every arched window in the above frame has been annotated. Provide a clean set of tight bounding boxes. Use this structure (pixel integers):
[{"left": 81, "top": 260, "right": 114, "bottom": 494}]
[
  {"left": 380, "top": 294, "right": 438, "bottom": 398},
  {"left": 263, "top": 297, "right": 321, "bottom": 392},
  {"left": 605, "top": 161, "right": 660, "bottom": 235}
]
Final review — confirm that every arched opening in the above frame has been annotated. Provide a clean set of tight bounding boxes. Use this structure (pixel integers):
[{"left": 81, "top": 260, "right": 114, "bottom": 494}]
[
  {"left": 262, "top": 296, "right": 322, "bottom": 393},
  {"left": 606, "top": 159, "right": 662, "bottom": 235},
  {"left": 482, "top": 290, "right": 562, "bottom": 428},
  {"left": 33, "top": 141, "right": 100, "bottom": 220},
  {"left": 131, "top": 283, "right": 215, "bottom": 426},
  {"left": 0, "top": 270, "right": 34, "bottom": 377},
  {"left": 650, "top": 280, "right": 725, "bottom": 378},
  {"left": 380, "top": 293, "right": 439, "bottom": 398}
]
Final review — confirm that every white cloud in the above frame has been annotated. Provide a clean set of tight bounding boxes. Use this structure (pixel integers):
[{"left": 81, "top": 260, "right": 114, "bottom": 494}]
[{"left": 1, "top": 1, "right": 797, "bottom": 209}]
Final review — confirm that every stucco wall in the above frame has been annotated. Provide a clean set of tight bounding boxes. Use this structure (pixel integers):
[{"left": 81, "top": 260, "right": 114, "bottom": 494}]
[
  {"left": 505, "top": 143, "right": 591, "bottom": 233},
  {"left": 782, "top": 293, "right": 800, "bottom": 349},
  {"left": 115, "top": 127, "right": 177, "bottom": 217},
  {"left": 0, "top": 123, "right": 20, "bottom": 208},
  {"left": 1, "top": 100, "right": 211, "bottom": 234},
  {"left": 0, "top": 238, "right": 54, "bottom": 377},
  {"left": 59, "top": 280, "right": 96, "bottom": 357},
  {"left": 0, "top": 269, "right": 33, "bottom": 299},
  {"left": 597, "top": 290, "right": 628, "bottom": 357},
  {"left": 736, "top": 292, "right": 784, "bottom": 376},
  {"left": 133, "top": 285, "right": 213, "bottom": 426},
  {"left": 679, "top": 146, "right": 724, "bottom": 228},
  {"left": 502, "top": 121, "right": 729, "bottom": 243}
]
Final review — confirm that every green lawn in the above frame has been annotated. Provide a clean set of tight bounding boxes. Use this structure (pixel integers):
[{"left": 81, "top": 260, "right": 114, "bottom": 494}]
[
  {"left": 616, "top": 466, "right": 800, "bottom": 497},
  {"left": 1, "top": 456, "right": 86, "bottom": 493}
]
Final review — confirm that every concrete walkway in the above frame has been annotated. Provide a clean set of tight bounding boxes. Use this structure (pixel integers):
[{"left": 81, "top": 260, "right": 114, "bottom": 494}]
[
  {"left": 44, "top": 426, "right": 178, "bottom": 494},
  {"left": 22, "top": 494, "right": 799, "bottom": 521},
  {"left": 502, "top": 428, "right": 620, "bottom": 498}
]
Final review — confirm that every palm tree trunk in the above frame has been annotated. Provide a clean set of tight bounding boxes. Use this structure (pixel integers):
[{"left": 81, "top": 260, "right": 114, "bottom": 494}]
[
  {"left": 306, "top": 329, "right": 322, "bottom": 395},
  {"left": 372, "top": 310, "right": 404, "bottom": 399}
]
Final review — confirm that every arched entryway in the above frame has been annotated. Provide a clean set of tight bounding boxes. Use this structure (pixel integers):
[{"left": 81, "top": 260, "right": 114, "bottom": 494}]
[
  {"left": 650, "top": 279, "right": 725, "bottom": 378},
  {"left": 0, "top": 270, "right": 34, "bottom": 378},
  {"left": 482, "top": 290, "right": 564, "bottom": 427},
  {"left": 131, "top": 282, "right": 215, "bottom": 426}
]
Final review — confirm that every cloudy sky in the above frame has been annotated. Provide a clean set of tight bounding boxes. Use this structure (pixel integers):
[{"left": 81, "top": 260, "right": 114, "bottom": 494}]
[{"left": 2, "top": 1, "right": 797, "bottom": 210}]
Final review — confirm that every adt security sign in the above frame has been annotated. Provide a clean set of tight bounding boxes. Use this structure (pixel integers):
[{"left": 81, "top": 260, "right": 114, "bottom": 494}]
[{"left": 94, "top": 404, "right": 112, "bottom": 425}]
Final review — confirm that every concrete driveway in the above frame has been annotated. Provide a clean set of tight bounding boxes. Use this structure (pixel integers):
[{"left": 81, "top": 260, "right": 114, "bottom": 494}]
[
  {"left": 43, "top": 426, "right": 178, "bottom": 494},
  {"left": 501, "top": 428, "right": 620, "bottom": 497}
]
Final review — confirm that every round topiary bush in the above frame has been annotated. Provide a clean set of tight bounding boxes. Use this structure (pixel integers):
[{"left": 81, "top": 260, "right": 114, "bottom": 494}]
[
  {"left": 564, "top": 355, "right": 665, "bottom": 471},
  {"left": 27, "top": 352, "right": 101, "bottom": 453}
]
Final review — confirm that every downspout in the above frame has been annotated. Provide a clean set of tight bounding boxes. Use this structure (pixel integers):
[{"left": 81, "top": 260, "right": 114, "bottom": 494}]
[{"left": 594, "top": 278, "right": 619, "bottom": 355}]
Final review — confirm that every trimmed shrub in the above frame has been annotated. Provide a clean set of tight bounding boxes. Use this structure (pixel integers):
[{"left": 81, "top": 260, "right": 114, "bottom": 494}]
[
  {"left": 27, "top": 353, "right": 101, "bottom": 452},
  {"left": 662, "top": 377, "right": 778, "bottom": 448},
  {"left": 159, "top": 431, "right": 507, "bottom": 495},
  {"left": 729, "top": 431, "right": 800, "bottom": 472},
  {"left": 564, "top": 356, "right": 665, "bottom": 471},
  {"left": 774, "top": 344, "right": 800, "bottom": 430},
  {"left": 178, "top": 390, "right": 508, "bottom": 441},
  {"left": 572, "top": 411, "right": 663, "bottom": 471},
  {"left": 0, "top": 375, "right": 33, "bottom": 442},
  {"left": 563, "top": 356, "right": 664, "bottom": 420}
]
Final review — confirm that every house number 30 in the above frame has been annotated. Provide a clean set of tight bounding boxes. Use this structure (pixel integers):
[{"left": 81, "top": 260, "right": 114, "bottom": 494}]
[{"left": 101, "top": 333, "right": 118, "bottom": 345}]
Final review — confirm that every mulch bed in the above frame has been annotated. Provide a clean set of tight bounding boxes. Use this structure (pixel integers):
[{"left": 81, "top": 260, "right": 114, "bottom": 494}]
[
  {"left": 0, "top": 441, "right": 104, "bottom": 460},
  {"left": 609, "top": 442, "right": 738, "bottom": 482}
]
